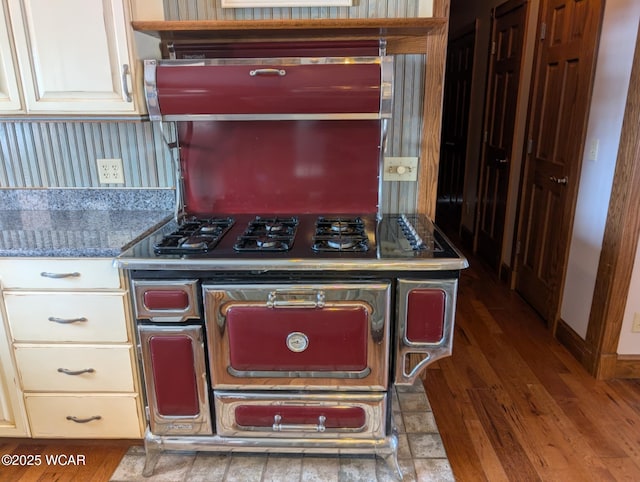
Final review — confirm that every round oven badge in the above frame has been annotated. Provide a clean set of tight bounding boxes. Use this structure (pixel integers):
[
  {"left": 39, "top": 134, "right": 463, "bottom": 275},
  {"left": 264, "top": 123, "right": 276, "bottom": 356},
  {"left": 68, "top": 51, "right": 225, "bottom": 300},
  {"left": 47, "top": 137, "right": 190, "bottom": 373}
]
[{"left": 286, "top": 332, "right": 309, "bottom": 352}]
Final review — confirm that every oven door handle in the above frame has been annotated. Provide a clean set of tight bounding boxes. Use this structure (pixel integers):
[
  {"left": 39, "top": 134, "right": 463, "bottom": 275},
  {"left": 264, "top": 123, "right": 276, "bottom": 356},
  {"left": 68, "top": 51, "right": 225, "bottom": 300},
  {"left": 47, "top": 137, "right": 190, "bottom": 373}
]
[
  {"left": 266, "top": 290, "right": 326, "bottom": 309},
  {"left": 272, "top": 414, "right": 326, "bottom": 432}
]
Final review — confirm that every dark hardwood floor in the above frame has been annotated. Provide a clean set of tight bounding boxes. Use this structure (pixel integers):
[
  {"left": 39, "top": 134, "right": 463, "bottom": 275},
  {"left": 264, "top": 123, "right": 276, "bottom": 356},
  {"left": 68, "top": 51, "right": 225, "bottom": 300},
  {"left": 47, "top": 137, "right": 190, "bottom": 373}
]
[{"left": 1, "top": 253, "right": 639, "bottom": 481}]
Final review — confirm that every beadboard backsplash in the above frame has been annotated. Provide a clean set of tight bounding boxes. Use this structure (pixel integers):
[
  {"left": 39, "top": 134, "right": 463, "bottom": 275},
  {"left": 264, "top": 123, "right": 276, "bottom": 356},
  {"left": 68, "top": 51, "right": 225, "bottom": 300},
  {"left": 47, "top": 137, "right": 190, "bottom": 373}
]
[
  {"left": 0, "top": 121, "right": 176, "bottom": 189},
  {"left": 0, "top": 0, "right": 429, "bottom": 214}
]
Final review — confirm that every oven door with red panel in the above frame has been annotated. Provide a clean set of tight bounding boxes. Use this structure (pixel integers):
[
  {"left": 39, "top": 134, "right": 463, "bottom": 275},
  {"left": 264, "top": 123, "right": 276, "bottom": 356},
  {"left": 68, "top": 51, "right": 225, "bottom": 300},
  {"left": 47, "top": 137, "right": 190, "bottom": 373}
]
[
  {"left": 204, "top": 283, "right": 390, "bottom": 391},
  {"left": 213, "top": 391, "right": 387, "bottom": 439},
  {"left": 133, "top": 279, "right": 212, "bottom": 435},
  {"left": 394, "top": 278, "right": 459, "bottom": 386}
]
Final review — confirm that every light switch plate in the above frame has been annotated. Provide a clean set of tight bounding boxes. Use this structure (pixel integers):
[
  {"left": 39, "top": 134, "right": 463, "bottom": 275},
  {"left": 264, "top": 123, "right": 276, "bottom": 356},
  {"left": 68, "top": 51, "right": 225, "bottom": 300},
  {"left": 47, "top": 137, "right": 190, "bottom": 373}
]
[{"left": 383, "top": 157, "right": 418, "bottom": 181}]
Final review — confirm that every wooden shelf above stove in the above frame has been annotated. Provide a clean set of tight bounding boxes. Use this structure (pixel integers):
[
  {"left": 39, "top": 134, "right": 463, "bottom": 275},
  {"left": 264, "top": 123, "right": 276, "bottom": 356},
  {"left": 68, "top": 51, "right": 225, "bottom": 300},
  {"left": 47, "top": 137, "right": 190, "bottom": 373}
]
[{"left": 131, "top": 17, "right": 447, "bottom": 54}]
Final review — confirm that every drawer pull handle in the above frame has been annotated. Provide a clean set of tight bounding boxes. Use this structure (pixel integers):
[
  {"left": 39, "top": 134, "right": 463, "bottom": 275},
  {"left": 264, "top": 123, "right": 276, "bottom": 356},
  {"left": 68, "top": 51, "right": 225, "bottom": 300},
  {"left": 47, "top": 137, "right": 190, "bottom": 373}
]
[
  {"left": 40, "top": 271, "right": 81, "bottom": 279},
  {"left": 66, "top": 415, "right": 102, "bottom": 424},
  {"left": 250, "top": 68, "right": 286, "bottom": 77},
  {"left": 58, "top": 368, "right": 95, "bottom": 376},
  {"left": 272, "top": 414, "right": 326, "bottom": 433},
  {"left": 48, "top": 316, "right": 88, "bottom": 324}
]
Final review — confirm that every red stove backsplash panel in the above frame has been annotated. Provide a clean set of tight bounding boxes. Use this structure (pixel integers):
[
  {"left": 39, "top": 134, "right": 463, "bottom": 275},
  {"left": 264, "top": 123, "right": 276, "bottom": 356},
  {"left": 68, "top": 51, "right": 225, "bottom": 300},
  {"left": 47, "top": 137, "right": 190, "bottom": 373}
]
[{"left": 178, "top": 120, "right": 381, "bottom": 214}]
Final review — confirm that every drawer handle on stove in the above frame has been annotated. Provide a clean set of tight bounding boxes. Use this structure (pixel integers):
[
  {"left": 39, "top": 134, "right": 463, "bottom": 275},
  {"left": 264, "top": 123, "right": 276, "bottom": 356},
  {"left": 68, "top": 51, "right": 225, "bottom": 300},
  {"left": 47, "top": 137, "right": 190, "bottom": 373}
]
[
  {"left": 58, "top": 367, "right": 95, "bottom": 376},
  {"left": 272, "top": 414, "right": 326, "bottom": 433},
  {"left": 66, "top": 415, "right": 102, "bottom": 424},
  {"left": 48, "top": 316, "right": 88, "bottom": 324},
  {"left": 40, "top": 271, "right": 81, "bottom": 279},
  {"left": 267, "top": 290, "right": 326, "bottom": 308},
  {"left": 249, "top": 68, "right": 286, "bottom": 77}
]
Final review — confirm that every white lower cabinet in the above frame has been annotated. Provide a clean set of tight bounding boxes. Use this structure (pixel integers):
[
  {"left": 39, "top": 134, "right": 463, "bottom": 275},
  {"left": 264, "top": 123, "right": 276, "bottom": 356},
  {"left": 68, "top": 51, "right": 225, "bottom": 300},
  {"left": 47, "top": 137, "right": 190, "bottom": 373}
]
[
  {"left": 25, "top": 394, "right": 141, "bottom": 438},
  {"left": 0, "top": 258, "right": 144, "bottom": 438},
  {"left": 0, "top": 308, "right": 29, "bottom": 436}
]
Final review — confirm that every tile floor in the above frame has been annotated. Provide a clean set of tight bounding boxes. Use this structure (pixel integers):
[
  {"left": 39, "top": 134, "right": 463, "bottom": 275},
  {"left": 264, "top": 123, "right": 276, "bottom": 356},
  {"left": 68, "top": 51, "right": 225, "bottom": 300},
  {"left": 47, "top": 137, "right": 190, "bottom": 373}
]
[{"left": 110, "top": 382, "right": 453, "bottom": 481}]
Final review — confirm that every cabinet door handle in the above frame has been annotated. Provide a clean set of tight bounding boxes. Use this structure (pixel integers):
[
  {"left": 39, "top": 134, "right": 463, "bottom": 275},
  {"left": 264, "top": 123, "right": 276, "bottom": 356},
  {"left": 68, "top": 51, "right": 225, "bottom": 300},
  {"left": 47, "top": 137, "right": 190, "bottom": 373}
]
[
  {"left": 40, "top": 271, "right": 80, "bottom": 279},
  {"left": 121, "top": 64, "right": 132, "bottom": 102},
  {"left": 48, "top": 316, "right": 88, "bottom": 324},
  {"left": 58, "top": 368, "right": 95, "bottom": 376},
  {"left": 66, "top": 415, "right": 101, "bottom": 424},
  {"left": 249, "top": 68, "right": 286, "bottom": 77}
]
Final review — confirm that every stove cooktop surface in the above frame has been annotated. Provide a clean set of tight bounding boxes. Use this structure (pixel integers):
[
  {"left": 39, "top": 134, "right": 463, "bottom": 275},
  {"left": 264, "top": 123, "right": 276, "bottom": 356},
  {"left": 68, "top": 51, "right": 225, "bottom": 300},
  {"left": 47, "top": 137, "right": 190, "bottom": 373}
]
[{"left": 117, "top": 213, "right": 467, "bottom": 271}]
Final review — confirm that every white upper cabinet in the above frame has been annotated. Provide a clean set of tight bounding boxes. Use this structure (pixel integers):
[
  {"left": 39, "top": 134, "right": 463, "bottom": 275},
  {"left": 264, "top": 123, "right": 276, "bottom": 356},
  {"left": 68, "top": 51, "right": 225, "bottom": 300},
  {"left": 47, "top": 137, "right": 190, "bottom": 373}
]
[
  {"left": 0, "top": 1, "right": 23, "bottom": 112},
  {"left": 2, "top": 0, "right": 140, "bottom": 116}
]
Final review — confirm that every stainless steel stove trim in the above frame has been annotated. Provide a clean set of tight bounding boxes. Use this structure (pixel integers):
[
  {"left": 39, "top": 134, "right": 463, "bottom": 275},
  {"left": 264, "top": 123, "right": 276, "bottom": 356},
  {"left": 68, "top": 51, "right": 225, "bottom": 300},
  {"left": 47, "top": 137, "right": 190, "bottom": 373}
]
[
  {"left": 132, "top": 279, "right": 200, "bottom": 322},
  {"left": 116, "top": 256, "right": 469, "bottom": 271},
  {"left": 380, "top": 55, "right": 394, "bottom": 118},
  {"left": 394, "top": 278, "right": 458, "bottom": 386},
  {"left": 138, "top": 325, "right": 212, "bottom": 435},
  {"left": 152, "top": 56, "right": 388, "bottom": 67},
  {"left": 162, "top": 113, "right": 384, "bottom": 121},
  {"left": 141, "top": 427, "right": 400, "bottom": 478},
  {"left": 144, "top": 60, "right": 161, "bottom": 121},
  {"left": 226, "top": 366, "right": 372, "bottom": 380},
  {"left": 213, "top": 391, "right": 386, "bottom": 439}
]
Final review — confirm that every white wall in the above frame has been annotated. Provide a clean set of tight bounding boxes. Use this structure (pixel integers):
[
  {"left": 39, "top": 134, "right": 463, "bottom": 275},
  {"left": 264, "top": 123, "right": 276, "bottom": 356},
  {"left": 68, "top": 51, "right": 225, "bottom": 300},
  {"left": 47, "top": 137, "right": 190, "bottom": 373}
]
[{"left": 560, "top": 0, "right": 640, "bottom": 355}]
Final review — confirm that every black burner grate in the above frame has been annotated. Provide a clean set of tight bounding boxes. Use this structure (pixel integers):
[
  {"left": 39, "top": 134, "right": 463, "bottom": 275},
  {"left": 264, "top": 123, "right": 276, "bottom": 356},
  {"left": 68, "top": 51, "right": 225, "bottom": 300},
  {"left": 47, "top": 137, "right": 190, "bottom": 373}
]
[
  {"left": 153, "top": 217, "right": 234, "bottom": 255},
  {"left": 312, "top": 216, "right": 369, "bottom": 252},
  {"left": 234, "top": 216, "right": 299, "bottom": 252}
]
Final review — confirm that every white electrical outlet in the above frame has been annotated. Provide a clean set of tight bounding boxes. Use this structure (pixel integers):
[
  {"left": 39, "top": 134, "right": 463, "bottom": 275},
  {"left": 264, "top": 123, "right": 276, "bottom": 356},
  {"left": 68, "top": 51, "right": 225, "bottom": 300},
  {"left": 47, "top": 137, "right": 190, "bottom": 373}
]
[
  {"left": 632, "top": 312, "right": 640, "bottom": 333},
  {"left": 97, "top": 158, "right": 124, "bottom": 184}
]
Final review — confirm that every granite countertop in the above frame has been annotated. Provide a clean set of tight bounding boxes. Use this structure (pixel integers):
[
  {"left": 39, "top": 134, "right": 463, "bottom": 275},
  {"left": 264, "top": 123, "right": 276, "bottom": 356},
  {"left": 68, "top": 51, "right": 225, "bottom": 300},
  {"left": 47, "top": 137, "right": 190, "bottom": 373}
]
[{"left": 0, "top": 189, "right": 174, "bottom": 257}]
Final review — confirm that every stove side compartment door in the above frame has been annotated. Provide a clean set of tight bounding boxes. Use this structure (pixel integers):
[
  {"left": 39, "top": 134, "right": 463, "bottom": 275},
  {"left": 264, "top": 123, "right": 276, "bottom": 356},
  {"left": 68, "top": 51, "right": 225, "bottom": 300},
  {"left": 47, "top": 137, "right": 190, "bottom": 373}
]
[
  {"left": 394, "top": 278, "right": 459, "bottom": 386},
  {"left": 138, "top": 325, "right": 212, "bottom": 435}
]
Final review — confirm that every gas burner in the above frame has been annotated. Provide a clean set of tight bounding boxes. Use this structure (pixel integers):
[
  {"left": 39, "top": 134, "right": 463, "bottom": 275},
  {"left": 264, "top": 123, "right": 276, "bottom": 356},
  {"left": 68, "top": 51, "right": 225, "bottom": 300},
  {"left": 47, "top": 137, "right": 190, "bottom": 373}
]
[
  {"left": 330, "top": 221, "right": 356, "bottom": 234},
  {"left": 234, "top": 216, "right": 298, "bottom": 252},
  {"left": 153, "top": 217, "right": 234, "bottom": 255},
  {"left": 327, "top": 237, "right": 358, "bottom": 250},
  {"left": 264, "top": 221, "right": 285, "bottom": 233},
  {"left": 312, "top": 216, "right": 369, "bottom": 253}
]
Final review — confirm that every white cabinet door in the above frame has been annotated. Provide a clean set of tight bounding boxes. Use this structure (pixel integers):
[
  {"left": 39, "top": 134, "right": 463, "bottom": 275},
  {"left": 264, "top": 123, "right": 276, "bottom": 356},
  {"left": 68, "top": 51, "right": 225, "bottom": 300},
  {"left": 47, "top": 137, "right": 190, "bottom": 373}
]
[
  {"left": 7, "top": 0, "right": 138, "bottom": 114},
  {"left": 0, "top": 309, "right": 29, "bottom": 436},
  {"left": 0, "top": 1, "right": 24, "bottom": 113}
]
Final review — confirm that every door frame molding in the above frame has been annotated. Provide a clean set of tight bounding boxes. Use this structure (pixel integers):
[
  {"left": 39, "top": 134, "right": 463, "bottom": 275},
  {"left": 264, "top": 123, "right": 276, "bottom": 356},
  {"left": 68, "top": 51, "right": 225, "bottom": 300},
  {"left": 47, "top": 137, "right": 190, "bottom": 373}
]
[{"left": 584, "top": 22, "right": 640, "bottom": 379}]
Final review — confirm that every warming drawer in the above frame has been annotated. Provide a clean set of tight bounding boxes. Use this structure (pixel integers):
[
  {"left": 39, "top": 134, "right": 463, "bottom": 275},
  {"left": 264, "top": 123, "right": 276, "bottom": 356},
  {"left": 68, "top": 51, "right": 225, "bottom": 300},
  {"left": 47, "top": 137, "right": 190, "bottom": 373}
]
[
  {"left": 145, "top": 57, "right": 393, "bottom": 120},
  {"left": 214, "top": 391, "right": 386, "bottom": 439},
  {"left": 204, "top": 283, "right": 391, "bottom": 391}
]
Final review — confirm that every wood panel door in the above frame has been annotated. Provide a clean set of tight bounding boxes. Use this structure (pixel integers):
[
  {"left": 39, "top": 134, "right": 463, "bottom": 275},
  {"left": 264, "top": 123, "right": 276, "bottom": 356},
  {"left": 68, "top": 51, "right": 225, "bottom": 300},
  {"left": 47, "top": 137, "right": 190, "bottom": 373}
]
[
  {"left": 476, "top": 0, "right": 528, "bottom": 271},
  {"left": 516, "top": 0, "right": 604, "bottom": 326},
  {"left": 436, "top": 23, "right": 476, "bottom": 232}
]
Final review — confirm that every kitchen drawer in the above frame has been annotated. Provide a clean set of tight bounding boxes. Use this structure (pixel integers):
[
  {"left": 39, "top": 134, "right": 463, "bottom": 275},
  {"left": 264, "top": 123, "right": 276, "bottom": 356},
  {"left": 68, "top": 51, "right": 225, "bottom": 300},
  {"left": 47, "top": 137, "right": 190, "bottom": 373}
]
[
  {"left": 25, "top": 394, "right": 142, "bottom": 438},
  {"left": 5, "top": 293, "right": 128, "bottom": 343},
  {"left": 15, "top": 345, "right": 135, "bottom": 392},
  {"left": 0, "top": 259, "right": 121, "bottom": 290},
  {"left": 214, "top": 391, "right": 386, "bottom": 439}
]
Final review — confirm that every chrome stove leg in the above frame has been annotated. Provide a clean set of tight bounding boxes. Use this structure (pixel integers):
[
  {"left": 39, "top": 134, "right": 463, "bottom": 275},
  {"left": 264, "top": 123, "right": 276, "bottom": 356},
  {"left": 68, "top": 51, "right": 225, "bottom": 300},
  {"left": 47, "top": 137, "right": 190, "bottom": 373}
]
[
  {"left": 377, "top": 430, "right": 402, "bottom": 480},
  {"left": 142, "top": 429, "right": 162, "bottom": 477}
]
